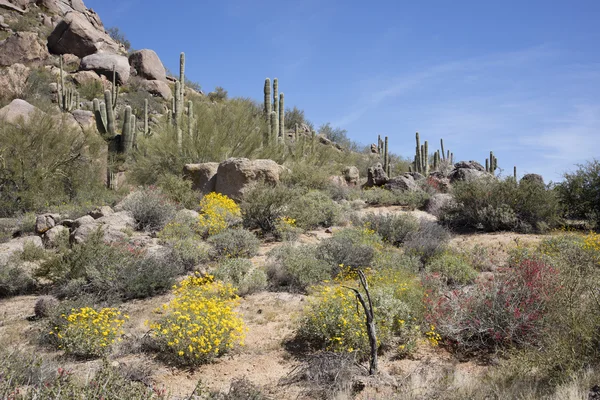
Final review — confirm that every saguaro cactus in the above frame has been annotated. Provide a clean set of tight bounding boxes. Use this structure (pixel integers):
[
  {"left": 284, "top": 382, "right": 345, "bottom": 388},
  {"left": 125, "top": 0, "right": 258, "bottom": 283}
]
[
  {"left": 272, "top": 78, "right": 279, "bottom": 137},
  {"left": 264, "top": 78, "right": 271, "bottom": 119},
  {"left": 269, "top": 111, "right": 277, "bottom": 144},
  {"left": 279, "top": 92, "right": 285, "bottom": 138},
  {"left": 57, "top": 55, "right": 79, "bottom": 112},
  {"left": 383, "top": 136, "right": 389, "bottom": 173},
  {"left": 93, "top": 90, "right": 135, "bottom": 154}
]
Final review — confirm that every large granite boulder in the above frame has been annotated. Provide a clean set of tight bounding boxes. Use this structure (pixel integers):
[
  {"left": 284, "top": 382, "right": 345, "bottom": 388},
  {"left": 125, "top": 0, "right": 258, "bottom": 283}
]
[
  {"left": 37, "top": 0, "right": 87, "bottom": 15},
  {"left": 0, "top": 32, "right": 48, "bottom": 66},
  {"left": 80, "top": 53, "right": 130, "bottom": 84},
  {"left": 0, "top": 99, "right": 42, "bottom": 125},
  {"left": 0, "top": 236, "right": 42, "bottom": 265},
  {"left": 128, "top": 49, "right": 166, "bottom": 81},
  {"left": 183, "top": 162, "right": 219, "bottom": 194},
  {"left": 47, "top": 11, "right": 119, "bottom": 57},
  {"left": 448, "top": 160, "right": 488, "bottom": 183},
  {"left": 343, "top": 166, "right": 359, "bottom": 186},
  {"left": 384, "top": 175, "right": 418, "bottom": 192},
  {"left": 139, "top": 79, "right": 172, "bottom": 100},
  {"left": 364, "top": 163, "right": 388, "bottom": 188},
  {"left": 215, "top": 158, "right": 285, "bottom": 200},
  {"left": 0, "top": 63, "right": 30, "bottom": 99}
]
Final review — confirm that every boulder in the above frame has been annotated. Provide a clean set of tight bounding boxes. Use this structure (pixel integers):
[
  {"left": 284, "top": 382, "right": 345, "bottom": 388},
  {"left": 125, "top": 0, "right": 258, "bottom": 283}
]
[
  {"left": 35, "top": 213, "right": 59, "bottom": 234},
  {"left": 43, "top": 225, "right": 69, "bottom": 247},
  {"left": 70, "top": 211, "right": 134, "bottom": 244},
  {"left": 0, "top": 63, "right": 30, "bottom": 100},
  {"left": 183, "top": 162, "right": 219, "bottom": 193},
  {"left": 174, "top": 209, "right": 200, "bottom": 221},
  {"left": 88, "top": 205, "right": 114, "bottom": 219},
  {"left": 0, "top": 32, "right": 48, "bottom": 66},
  {"left": 343, "top": 166, "right": 359, "bottom": 186},
  {"left": 328, "top": 175, "right": 347, "bottom": 187},
  {"left": 426, "top": 193, "right": 455, "bottom": 217},
  {"left": 426, "top": 172, "right": 451, "bottom": 193},
  {"left": 37, "top": 0, "right": 87, "bottom": 15},
  {"left": 370, "top": 144, "right": 378, "bottom": 154},
  {"left": 47, "top": 11, "right": 119, "bottom": 57},
  {"left": 0, "top": 99, "right": 42, "bottom": 125},
  {"left": 70, "top": 109, "right": 94, "bottom": 129},
  {"left": 384, "top": 176, "right": 418, "bottom": 192},
  {"left": 0, "top": 0, "right": 26, "bottom": 13},
  {"left": 80, "top": 53, "right": 130, "bottom": 84},
  {"left": 139, "top": 79, "right": 172, "bottom": 100},
  {"left": 453, "top": 160, "right": 485, "bottom": 172},
  {"left": 0, "top": 236, "right": 43, "bottom": 265},
  {"left": 448, "top": 168, "right": 487, "bottom": 183},
  {"left": 71, "top": 69, "right": 101, "bottom": 85},
  {"left": 128, "top": 49, "right": 166, "bottom": 81},
  {"left": 364, "top": 163, "right": 388, "bottom": 188},
  {"left": 72, "top": 214, "right": 95, "bottom": 228},
  {"left": 520, "top": 173, "right": 544, "bottom": 186},
  {"left": 95, "top": 211, "right": 135, "bottom": 231},
  {"left": 215, "top": 158, "right": 285, "bottom": 200}
]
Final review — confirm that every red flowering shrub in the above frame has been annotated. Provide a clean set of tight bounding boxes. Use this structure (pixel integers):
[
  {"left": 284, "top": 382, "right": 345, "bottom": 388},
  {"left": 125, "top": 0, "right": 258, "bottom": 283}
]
[{"left": 425, "top": 258, "right": 558, "bottom": 354}]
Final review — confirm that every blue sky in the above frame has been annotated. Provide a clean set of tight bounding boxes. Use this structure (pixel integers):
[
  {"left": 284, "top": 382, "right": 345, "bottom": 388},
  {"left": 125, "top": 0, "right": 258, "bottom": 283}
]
[{"left": 85, "top": 0, "right": 600, "bottom": 182}]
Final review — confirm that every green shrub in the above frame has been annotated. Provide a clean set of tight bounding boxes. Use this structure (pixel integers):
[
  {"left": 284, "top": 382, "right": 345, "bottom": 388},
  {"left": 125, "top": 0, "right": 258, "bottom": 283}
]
[
  {"left": 439, "top": 177, "right": 561, "bottom": 233},
  {"left": 170, "top": 239, "right": 212, "bottom": 271},
  {"left": 287, "top": 190, "right": 342, "bottom": 230},
  {"left": 425, "top": 251, "right": 478, "bottom": 286},
  {"left": 403, "top": 220, "right": 451, "bottom": 263},
  {"left": 78, "top": 79, "right": 104, "bottom": 101},
  {"left": 207, "top": 228, "right": 260, "bottom": 259},
  {"left": 373, "top": 250, "right": 422, "bottom": 273},
  {"left": 351, "top": 212, "right": 420, "bottom": 246},
  {"left": 213, "top": 258, "right": 267, "bottom": 296},
  {"left": 556, "top": 159, "right": 600, "bottom": 228},
  {"left": 36, "top": 231, "right": 181, "bottom": 301},
  {"left": 316, "top": 227, "right": 383, "bottom": 271},
  {"left": 361, "top": 187, "right": 430, "bottom": 209},
  {"left": 0, "top": 261, "right": 36, "bottom": 297},
  {"left": 156, "top": 174, "right": 202, "bottom": 210},
  {"left": 241, "top": 183, "right": 298, "bottom": 234},
  {"left": 121, "top": 187, "right": 177, "bottom": 231},
  {"left": 282, "top": 161, "right": 332, "bottom": 190},
  {"left": 266, "top": 244, "right": 332, "bottom": 292}
]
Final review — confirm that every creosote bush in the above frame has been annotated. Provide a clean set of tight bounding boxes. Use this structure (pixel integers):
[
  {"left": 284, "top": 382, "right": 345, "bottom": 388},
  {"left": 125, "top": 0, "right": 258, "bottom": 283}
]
[
  {"left": 213, "top": 258, "right": 267, "bottom": 296},
  {"left": 361, "top": 187, "right": 430, "bottom": 209},
  {"left": 241, "top": 183, "right": 298, "bottom": 235},
  {"left": 287, "top": 190, "right": 342, "bottom": 230},
  {"left": 121, "top": 187, "right": 177, "bottom": 231},
  {"left": 351, "top": 212, "right": 420, "bottom": 246},
  {"left": 425, "top": 250, "right": 478, "bottom": 286},
  {"left": 207, "top": 228, "right": 260, "bottom": 259},
  {"left": 316, "top": 227, "right": 384, "bottom": 271},
  {"left": 147, "top": 274, "right": 246, "bottom": 366},
  {"left": 0, "top": 259, "right": 37, "bottom": 297},
  {"left": 266, "top": 244, "right": 332, "bottom": 293}
]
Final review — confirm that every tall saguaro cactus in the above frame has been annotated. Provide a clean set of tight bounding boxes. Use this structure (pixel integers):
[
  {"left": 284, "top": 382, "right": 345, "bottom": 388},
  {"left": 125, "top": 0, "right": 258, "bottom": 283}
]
[
  {"left": 279, "top": 93, "right": 285, "bottom": 138},
  {"left": 273, "top": 78, "right": 279, "bottom": 138},
  {"left": 93, "top": 90, "right": 135, "bottom": 154},
  {"left": 486, "top": 151, "right": 498, "bottom": 173},
  {"left": 57, "top": 55, "right": 79, "bottom": 112},
  {"left": 383, "top": 136, "right": 389, "bottom": 174},
  {"left": 264, "top": 78, "right": 271, "bottom": 119}
]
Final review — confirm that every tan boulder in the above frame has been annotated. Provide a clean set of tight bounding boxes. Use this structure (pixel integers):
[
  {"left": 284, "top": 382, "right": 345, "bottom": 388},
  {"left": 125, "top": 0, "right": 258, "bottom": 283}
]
[
  {"left": 47, "top": 11, "right": 119, "bottom": 57},
  {"left": 0, "top": 63, "right": 30, "bottom": 99},
  {"left": 139, "top": 79, "right": 172, "bottom": 100},
  {"left": 80, "top": 52, "right": 130, "bottom": 84},
  {"left": 0, "top": 32, "right": 48, "bottom": 66},
  {"left": 183, "top": 162, "right": 219, "bottom": 194},
  {"left": 215, "top": 158, "right": 285, "bottom": 200},
  {"left": 0, "top": 99, "right": 42, "bottom": 125},
  {"left": 129, "top": 49, "right": 167, "bottom": 81}
]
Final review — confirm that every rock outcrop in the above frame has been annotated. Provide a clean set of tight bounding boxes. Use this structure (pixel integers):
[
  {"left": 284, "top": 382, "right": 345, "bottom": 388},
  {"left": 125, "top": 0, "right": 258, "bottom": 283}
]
[
  {"left": 128, "top": 49, "right": 166, "bottom": 81},
  {"left": 214, "top": 158, "right": 285, "bottom": 200},
  {"left": 183, "top": 162, "right": 219, "bottom": 194},
  {"left": 80, "top": 52, "right": 130, "bottom": 84},
  {"left": 0, "top": 32, "right": 48, "bottom": 66},
  {"left": 47, "top": 11, "right": 119, "bottom": 57},
  {"left": 0, "top": 99, "right": 42, "bottom": 124}
]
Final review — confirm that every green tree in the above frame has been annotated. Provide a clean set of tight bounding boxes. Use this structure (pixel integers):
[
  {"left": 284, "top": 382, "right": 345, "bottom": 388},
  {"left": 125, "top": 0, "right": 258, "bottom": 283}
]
[
  {"left": 556, "top": 159, "right": 600, "bottom": 227},
  {"left": 284, "top": 106, "right": 313, "bottom": 130}
]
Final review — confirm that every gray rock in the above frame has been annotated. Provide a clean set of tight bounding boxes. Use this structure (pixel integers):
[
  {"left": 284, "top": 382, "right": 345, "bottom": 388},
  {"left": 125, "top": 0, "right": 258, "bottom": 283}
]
[
  {"left": 453, "top": 160, "right": 486, "bottom": 172},
  {"left": 89, "top": 205, "right": 114, "bottom": 219},
  {"left": 47, "top": 11, "right": 119, "bottom": 57},
  {"left": 0, "top": 64, "right": 30, "bottom": 100},
  {"left": 139, "top": 79, "right": 172, "bottom": 100},
  {"left": 80, "top": 53, "right": 130, "bottom": 84},
  {"left": 0, "top": 99, "right": 42, "bottom": 125},
  {"left": 364, "top": 163, "right": 388, "bottom": 188},
  {"left": 448, "top": 168, "right": 487, "bottom": 183},
  {"left": 520, "top": 173, "right": 544, "bottom": 186},
  {"left": 71, "top": 109, "right": 94, "bottom": 129},
  {"left": 35, "top": 213, "right": 59, "bottom": 234},
  {"left": 0, "top": 32, "right": 48, "bottom": 67},
  {"left": 0, "top": 236, "right": 42, "bottom": 265},
  {"left": 426, "top": 193, "right": 455, "bottom": 217},
  {"left": 175, "top": 209, "right": 200, "bottom": 222},
  {"left": 43, "top": 225, "right": 69, "bottom": 247},
  {"left": 343, "top": 166, "right": 359, "bottom": 186},
  {"left": 128, "top": 49, "right": 166, "bottom": 81},
  {"left": 384, "top": 176, "right": 418, "bottom": 192},
  {"left": 96, "top": 211, "right": 135, "bottom": 231},
  {"left": 0, "top": 0, "right": 25, "bottom": 13},
  {"left": 73, "top": 215, "right": 95, "bottom": 228},
  {"left": 183, "top": 162, "right": 219, "bottom": 193},
  {"left": 215, "top": 158, "right": 285, "bottom": 200}
]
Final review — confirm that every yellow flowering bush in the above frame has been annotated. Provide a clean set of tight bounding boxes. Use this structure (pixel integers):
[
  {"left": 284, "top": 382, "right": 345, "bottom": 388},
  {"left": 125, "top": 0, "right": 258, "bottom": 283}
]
[
  {"left": 147, "top": 274, "right": 246, "bottom": 366},
  {"left": 297, "top": 267, "right": 423, "bottom": 358},
  {"left": 49, "top": 307, "right": 128, "bottom": 358},
  {"left": 197, "top": 193, "right": 241, "bottom": 237},
  {"left": 274, "top": 216, "right": 302, "bottom": 241},
  {"left": 583, "top": 231, "right": 600, "bottom": 264}
]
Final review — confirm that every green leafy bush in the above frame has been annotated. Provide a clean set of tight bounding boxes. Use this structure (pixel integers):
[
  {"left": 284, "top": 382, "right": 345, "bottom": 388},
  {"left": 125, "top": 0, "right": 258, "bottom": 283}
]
[
  {"left": 361, "top": 187, "right": 430, "bottom": 209},
  {"left": 241, "top": 183, "right": 298, "bottom": 234},
  {"left": 316, "top": 227, "right": 384, "bottom": 271},
  {"left": 266, "top": 244, "right": 332, "bottom": 292},
  {"left": 207, "top": 228, "right": 260, "bottom": 259},
  {"left": 425, "top": 251, "right": 478, "bottom": 286},
  {"left": 351, "top": 212, "right": 420, "bottom": 246},
  {"left": 556, "top": 159, "right": 600, "bottom": 228},
  {"left": 0, "top": 261, "right": 36, "bottom": 297},
  {"left": 156, "top": 174, "right": 202, "bottom": 210},
  {"left": 121, "top": 187, "right": 177, "bottom": 231},
  {"left": 439, "top": 177, "right": 561, "bottom": 233},
  {"left": 213, "top": 258, "right": 267, "bottom": 296},
  {"left": 287, "top": 190, "right": 342, "bottom": 230}
]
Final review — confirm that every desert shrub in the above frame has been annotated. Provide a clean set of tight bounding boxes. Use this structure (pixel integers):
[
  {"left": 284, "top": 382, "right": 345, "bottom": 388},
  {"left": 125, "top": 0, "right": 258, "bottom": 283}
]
[
  {"left": 316, "top": 227, "right": 383, "bottom": 271},
  {"left": 372, "top": 250, "right": 423, "bottom": 273},
  {"left": 147, "top": 274, "right": 246, "bottom": 366},
  {"left": 351, "top": 212, "right": 420, "bottom": 246},
  {"left": 0, "top": 110, "right": 107, "bottom": 217},
  {"left": 158, "top": 214, "right": 210, "bottom": 270},
  {"left": 273, "top": 216, "right": 302, "bottom": 241},
  {"left": 207, "top": 228, "right": 260, "bottom": 259},
  {"left": 282, "top": 161, "right": 332, "bottom": 190},
  {"left": 241, "top": 183, "right": 298, "bottom": 234},
  {"left": 213, "top": 258, "right": 267, "bottom": 296},
  {"left": 198, "top": 192, "right": 242, "bottom": 237},
  {"left": 556, "top": 159, "right": 600, "bottom": 228},
  {"left": 0, "top": 260, "right": 36, "bottom": 297},
  {"left": 403, "top": 220, "right": 451, "bottom": 263},
  {"left": 287, "top": 190, "right": 342, "bottom": 230},
  {"left": 426, "top": 258, "right": 559, "bottom": 354},
  {"left": 20, "top": 240, "right": 46, "bottom": 262},
  {"left": 34, "top": 295, "right": 59, "bottom": 319},
  {"left": 78, "top": 79, "right": 104, "bottom": 101},
  {"left": 107, "top": 26, "right": 131, "bottom": 50},
  {"left": 439, "top": 177, "right": 561, "bottom": 233},
  {"left": 121, "top": 187, "right": 177, "bottom": 231},
  {"left": 36, "top": 231, "right": 181, "bottom": 301},
  {"left": 425, "top": 250, "right": 478, "bottom": 286},
  {"left": 156, "top": 174, "right": 202, "bottom": 210},
  {"left": 297, "top": 267, "right": 424, "bottom": 358},
  {"left": 48, "top": 307, "right": 127, "bottom": 358},
  {"left": 266, "top": 244, "right": 332, "bottom": 292},
  {"left": 325, "top": 182, "right": 361, "bottom": 202},
  {"left": 361, "top": 187, "right": 430, "bottom": 209},
  {"left": 158, "top": 212, "right": 201, "bottom": 241}
]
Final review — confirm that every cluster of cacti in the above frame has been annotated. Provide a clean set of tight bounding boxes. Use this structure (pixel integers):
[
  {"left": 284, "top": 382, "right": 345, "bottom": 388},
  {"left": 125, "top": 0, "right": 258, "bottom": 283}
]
[
  {"left": 410, "top": 134, "right": 454, "bottom": 175},
  {"left": 143, "top": 98, "right": 151, "bottom": 137},
  {"left": 167, "top": 52, "right": 188, "bottom": 149},
  {"left": 93, "top": 89, "right": 136, "bottom": 154},
  {"left": 57, "top": 55, "right": 79, "bottom": 112},
  {"left": 486, "top": 151, "right": 498, "bottom": 173},
  {"left": 374, "top": 135, "right": 391, "bottom": 175},
  {"left": 263, "top": 78, "right": 285, "bottom": 143}
]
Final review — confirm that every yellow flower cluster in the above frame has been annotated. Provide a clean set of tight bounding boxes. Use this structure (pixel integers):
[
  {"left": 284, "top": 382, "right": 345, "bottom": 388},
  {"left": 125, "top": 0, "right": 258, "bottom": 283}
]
[
  {"left": 425, "top": 325, "right": 442, "bottom": 346},
  {"left": 197, "top": 193, "right": 241, "bottom": 237},
  {"left": 49, "top": 307, "right": 128, "bottom": 357},
  {"left": 582, "top": 231, "right": 600, "bottom": 264},
  {"left": 147, "top": 274, "right": 246, "bottom": 366},
  {"left": 279, "top": 216, "right": 296, "bottom": 227}
]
